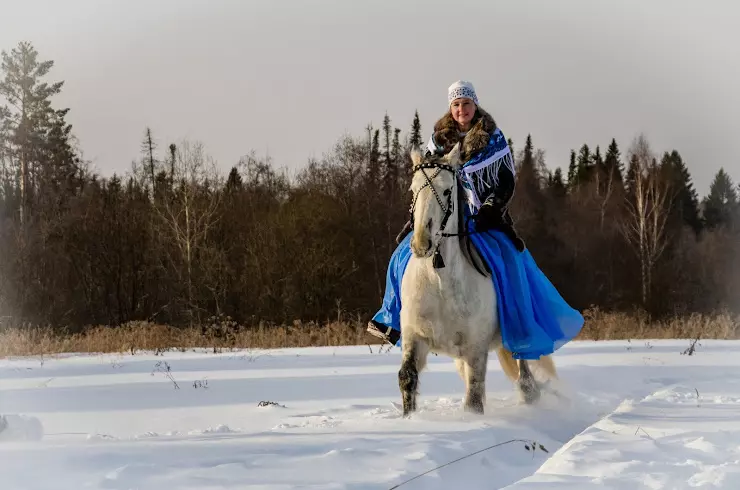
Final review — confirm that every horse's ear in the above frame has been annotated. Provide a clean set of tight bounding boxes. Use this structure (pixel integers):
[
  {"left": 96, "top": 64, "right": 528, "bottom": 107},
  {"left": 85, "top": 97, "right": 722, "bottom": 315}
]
[
  {"left": 410, "top": 147, "right": 423, "bottom": 167},
  {"left": 446, "top": 142, "right": 462, "bottom": 166}
]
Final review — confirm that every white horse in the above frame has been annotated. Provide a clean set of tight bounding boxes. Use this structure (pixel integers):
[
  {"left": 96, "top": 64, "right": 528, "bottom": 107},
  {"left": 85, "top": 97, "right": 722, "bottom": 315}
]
[{"left": 398, "top": 143, "right": 557, "bottom": 416}]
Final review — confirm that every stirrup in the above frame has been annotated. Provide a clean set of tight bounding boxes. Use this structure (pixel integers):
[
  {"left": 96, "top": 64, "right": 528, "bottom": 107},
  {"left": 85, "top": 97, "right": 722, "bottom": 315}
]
[{"left": 366, "top": 320, "right": 400, "bottom": 346}]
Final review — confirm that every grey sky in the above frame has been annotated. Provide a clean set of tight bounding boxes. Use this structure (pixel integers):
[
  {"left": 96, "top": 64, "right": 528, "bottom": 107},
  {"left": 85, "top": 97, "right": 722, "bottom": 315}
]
[{"left": 2, "top": 0, "right": 738, "bottom": 196}]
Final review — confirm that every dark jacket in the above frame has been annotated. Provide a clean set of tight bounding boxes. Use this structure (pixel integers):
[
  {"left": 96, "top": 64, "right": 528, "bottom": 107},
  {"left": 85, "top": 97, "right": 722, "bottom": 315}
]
[{"left": 422, "top": 107, "right": 525, "bottom": 251}]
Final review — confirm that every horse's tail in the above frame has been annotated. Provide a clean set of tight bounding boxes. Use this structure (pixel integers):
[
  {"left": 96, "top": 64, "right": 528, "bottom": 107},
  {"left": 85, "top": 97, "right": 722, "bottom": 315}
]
[
  {"left": 496, "top": 347, "right": 559, "bottom": 382},
  {"left": 535, "top": 354, "right": 559, "bottom": 380},
  {"left": 496, "top": 346, "right": 520, "bottom": 382}
]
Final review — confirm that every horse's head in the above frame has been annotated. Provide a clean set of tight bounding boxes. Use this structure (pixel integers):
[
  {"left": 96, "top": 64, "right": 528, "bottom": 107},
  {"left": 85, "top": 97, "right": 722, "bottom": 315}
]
[{"left": 408, "top": 143, "right": 462, "bottom": 258}]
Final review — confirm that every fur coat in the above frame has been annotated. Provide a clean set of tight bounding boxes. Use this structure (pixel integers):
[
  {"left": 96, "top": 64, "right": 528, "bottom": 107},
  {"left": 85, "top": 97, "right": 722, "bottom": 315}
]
[{"left": 425, "top": 107, "right": 524, "bottom": 251}]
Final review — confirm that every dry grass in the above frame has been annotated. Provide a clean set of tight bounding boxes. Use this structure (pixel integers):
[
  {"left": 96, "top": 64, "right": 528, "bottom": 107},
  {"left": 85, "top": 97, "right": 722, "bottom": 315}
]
[
  {"left": 576, "top": 307, "right": 740, "bottom": 341},
  {"left": 0, "top": 318, "right": 378, "bottom": 358},
  {"left": 1, "top": 308, "right": 739, "bottom": 358}
]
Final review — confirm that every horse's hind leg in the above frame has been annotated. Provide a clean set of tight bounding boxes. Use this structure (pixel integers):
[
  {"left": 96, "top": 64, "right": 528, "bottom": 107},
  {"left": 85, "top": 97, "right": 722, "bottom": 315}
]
[
  {"left": 462, "top": 349, "right": 489, "bottom": 414},
  {"left": 517, "top": 359, "right": 541, "bottom": 405},
  {"left": 398, "top": 335, "right": 429, "bottom": 417}
]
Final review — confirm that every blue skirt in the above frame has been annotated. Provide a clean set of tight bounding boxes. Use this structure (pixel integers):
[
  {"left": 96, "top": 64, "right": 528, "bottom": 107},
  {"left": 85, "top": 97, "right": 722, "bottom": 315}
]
[{"left": 370, "top": 222, "right": 584, "bottom": 360}]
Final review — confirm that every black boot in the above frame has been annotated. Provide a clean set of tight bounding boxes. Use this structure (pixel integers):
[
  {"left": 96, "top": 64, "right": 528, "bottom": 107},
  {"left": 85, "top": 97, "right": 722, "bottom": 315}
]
[
  {"left": 366, "top": 320, "right": 401, "bottom": 346},
  {"left": 502, "top": 225, "right": 526, "bottom": 252},
  {"left": 501, "top": 211, "right": 526, "bottom": 252}
]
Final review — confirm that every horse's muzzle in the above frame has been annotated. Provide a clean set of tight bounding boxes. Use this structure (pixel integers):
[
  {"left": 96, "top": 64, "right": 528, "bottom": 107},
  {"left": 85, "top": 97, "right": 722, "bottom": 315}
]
[{"left": 410, "top": 231, "right": 434, "bottom": 258}]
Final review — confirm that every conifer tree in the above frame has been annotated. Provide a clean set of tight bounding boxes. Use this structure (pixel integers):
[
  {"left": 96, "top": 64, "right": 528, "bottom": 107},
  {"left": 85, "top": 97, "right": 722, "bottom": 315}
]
[
  {"left": 226, "top": 166, "right": 243, "bottom": 191},
  {"left": 381, "top": 113, "right": 396, "bottom": 190},
  {"left": 371, "top": 129, "right": 380, "bottom": 163},
  {"left": 702, "top": 168, "right": 738, "bottom": 230},
  {"left": 365, "top": 126, "right": 381, "bottom": 185},
  {"left": 592, "top": 145, "right": 605, "bottom": 195},
  {"left": 141, "top": 127, "right": 158, "bottom": 193},
  {"left": 391, "top": 127, "right": 403, "bottom": 185},
  {"left": 660, "top": 150, "right": 702, "bottom": 234},
  {"left": 0, "top": 41, "right": 69, "bottom": 225},
  {"left": 391, "top": 128, "right": 401, "bottom": 164},
  {"left": 517, "top": 134, "right": 541, "bottom": 193},
  {"left": 409, "top": 110, "right": 422, "bottom": 149},
  {"left": 39, "top": 106, "right": 82, "bottom": 204},
  {"left": 576, "top": 144, "right": 591, "bottom": 184},
  {"left": 513, "top": 134, "right": 545, "bottom": 229},
  {"left": 625, "top": 153, "right": 639, "bottom": 198},
  {"left": 567, "top": 149, "right": 577, "bottom": 190},
  {"left": 382, "top": 113, "right": 391, "bottom": 164},
  {"left": 603, "top": 138, "right": 624, "bottom": 186},
  {"left": 593, "top": 145, "right": 604, "bottom": 172},
  {"left": 168, "top": 143, "right": 177, "bottom": 188},
  {"left": 520, "top": 135, "right": 534, "bottom": 172},
  {"left": 550, "top": 167, "right": 567, "bottom": 199}
]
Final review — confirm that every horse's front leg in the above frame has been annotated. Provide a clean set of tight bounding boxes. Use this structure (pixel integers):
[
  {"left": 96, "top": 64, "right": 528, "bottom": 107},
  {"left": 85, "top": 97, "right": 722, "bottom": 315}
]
[
  {"left": 462, "top": 348, "right": 489, "bottom": 414},
  {"left": 517, "top": 359, "right": 541, "bottom": 405},
  {"left": 398, "top": 334, "right": 429, "bottom": 417}
]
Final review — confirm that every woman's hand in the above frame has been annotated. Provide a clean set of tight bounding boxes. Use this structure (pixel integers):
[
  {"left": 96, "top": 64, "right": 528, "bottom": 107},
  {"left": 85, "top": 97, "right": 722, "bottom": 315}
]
[{"left": 473, "top": 203, "right": 504, "bottom": 231}]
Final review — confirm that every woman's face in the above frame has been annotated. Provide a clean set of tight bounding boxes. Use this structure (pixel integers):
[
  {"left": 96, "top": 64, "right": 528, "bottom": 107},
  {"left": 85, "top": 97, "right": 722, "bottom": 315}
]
[{"left": 450, "top": 98, "right": 476, "bottom": 129}]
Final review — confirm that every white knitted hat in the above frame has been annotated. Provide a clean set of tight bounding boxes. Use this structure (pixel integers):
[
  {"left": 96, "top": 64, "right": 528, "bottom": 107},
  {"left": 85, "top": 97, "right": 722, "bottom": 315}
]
[{"left": 448, "top": 80, "right": 478, "bottom": 106}]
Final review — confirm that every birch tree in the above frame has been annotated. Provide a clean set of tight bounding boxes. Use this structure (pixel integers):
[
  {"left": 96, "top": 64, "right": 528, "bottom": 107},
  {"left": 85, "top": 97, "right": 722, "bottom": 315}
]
[
  {"left": 153, "top": 140, "right": 223, "bottom": 323},
  {"left": 620, "top": 134, "right": 674, "bottom": 307}
]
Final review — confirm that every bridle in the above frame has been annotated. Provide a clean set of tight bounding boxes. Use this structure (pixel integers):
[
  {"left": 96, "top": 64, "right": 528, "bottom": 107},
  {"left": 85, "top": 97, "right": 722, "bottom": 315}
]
[
  {"left": 409, "top": 158, "right": 480, "bottom": 269},
  {"left": 410, "top": 160, "right": 456, "bottom": 239}
]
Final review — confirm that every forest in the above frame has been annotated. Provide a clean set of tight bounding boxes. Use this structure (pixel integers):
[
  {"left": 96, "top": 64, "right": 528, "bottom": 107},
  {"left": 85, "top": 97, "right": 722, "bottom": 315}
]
[{"left": 1, "top": 42, "right": 738, "bottom": 343}]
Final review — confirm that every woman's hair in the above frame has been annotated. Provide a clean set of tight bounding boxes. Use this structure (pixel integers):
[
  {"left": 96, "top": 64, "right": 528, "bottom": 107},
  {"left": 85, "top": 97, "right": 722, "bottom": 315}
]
[{"left": 470, "top": 107, "right": 483, "bottom": 126}]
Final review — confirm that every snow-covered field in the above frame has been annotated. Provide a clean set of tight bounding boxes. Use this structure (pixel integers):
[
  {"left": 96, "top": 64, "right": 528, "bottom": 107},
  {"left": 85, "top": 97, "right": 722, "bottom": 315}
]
[{"left": 2, "top": 339, "right": 739, "bottom": 489}]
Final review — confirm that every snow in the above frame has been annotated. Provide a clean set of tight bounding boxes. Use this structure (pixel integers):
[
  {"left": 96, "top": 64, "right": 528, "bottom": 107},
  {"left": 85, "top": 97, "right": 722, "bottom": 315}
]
[{"left": 1, "top": 339, "right": 740, "bottom": 489}]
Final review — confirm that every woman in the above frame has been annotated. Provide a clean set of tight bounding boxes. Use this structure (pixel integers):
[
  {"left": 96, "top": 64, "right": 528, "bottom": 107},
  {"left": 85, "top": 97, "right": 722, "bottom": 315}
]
[{"left": 367, "top": 80, "right": 583, "bottom": 360}]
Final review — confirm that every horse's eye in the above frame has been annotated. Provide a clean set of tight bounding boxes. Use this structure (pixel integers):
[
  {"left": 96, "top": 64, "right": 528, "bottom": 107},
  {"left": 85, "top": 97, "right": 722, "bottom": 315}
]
[{"left": 443, "top": 189, "right": 451, "bottom": 196}]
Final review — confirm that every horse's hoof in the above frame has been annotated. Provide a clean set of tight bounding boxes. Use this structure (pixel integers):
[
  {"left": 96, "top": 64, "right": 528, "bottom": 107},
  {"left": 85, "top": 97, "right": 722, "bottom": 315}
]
[
  {"left": 519, "top": 380, "right": 541, "bottom": 405},
  {"left": 523, "top": 390, "right": 540, "bottom": 405},
  {"left": 463, "top": 400, "right": 485, "bottom": 415},
  {"left": 401, "top": 400, "right": 416, "bottom": 417},
  {"left": 464, "top": 406, "right": 484, "bottom": 415}
]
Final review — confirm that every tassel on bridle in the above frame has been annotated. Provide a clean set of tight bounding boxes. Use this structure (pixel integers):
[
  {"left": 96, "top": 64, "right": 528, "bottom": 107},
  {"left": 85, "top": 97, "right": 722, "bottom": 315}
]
[{"left": 432, "top": 247, "right": 445, "bottom": 269}]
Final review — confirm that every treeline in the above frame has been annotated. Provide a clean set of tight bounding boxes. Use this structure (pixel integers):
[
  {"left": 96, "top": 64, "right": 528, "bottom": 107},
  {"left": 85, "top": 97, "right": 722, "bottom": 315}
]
[{"left": 1, "top": 42, "right": 738, "bottom": 331}]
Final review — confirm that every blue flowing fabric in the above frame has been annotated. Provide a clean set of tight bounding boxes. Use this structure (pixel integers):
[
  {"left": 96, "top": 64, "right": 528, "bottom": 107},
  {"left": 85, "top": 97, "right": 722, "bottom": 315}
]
[{"left": 370, "top": 209, "right": 584, "bottom": 360}]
